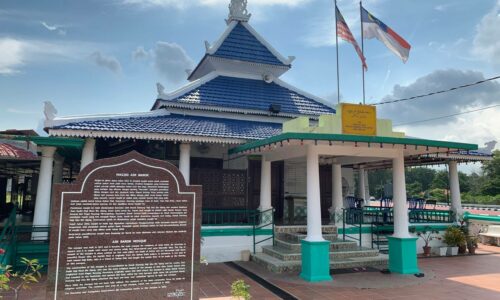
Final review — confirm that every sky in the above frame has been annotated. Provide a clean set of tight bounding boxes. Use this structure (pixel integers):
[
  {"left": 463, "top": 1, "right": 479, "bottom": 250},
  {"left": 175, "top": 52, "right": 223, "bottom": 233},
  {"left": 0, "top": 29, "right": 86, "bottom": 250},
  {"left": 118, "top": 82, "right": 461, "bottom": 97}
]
[{"left": 0, "top": 0, "right": 499, "bottom": 172}]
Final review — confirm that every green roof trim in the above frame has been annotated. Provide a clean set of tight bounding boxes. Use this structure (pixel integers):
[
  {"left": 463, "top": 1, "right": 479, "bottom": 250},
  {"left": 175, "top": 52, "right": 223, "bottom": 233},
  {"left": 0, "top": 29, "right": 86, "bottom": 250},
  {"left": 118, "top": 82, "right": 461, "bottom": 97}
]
[
  {"left": 228, "top": 132, "right": 478, "bottom": 155},
  {"left": 14, "top": 136, "right": 85, "bottom": 149}
]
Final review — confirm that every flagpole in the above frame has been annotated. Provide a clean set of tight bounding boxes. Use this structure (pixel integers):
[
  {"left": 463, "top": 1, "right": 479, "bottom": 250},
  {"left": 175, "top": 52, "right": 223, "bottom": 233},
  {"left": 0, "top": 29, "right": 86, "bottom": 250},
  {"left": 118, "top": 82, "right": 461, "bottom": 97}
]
[
  {"left": 360, "top": 1, "right": 366, "bottom": 104},
  {"left": 334, "top": 0, "right": 340, "bottom": 104}
]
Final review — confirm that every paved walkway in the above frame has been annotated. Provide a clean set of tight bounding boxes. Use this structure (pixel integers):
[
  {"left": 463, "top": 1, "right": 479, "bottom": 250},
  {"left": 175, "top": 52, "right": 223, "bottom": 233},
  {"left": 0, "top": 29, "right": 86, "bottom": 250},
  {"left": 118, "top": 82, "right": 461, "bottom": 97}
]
[{"left": 2, "top": 245, "right": 499, "bottom": 300}]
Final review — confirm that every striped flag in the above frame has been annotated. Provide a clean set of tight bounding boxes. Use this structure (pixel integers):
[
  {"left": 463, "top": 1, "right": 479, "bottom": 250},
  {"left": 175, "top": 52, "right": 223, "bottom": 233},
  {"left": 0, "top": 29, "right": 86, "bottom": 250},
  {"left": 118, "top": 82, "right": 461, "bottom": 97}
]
[
  {"left": 336, "top": 6, "right": 367, "bottom": 71},
  {"left": 361, "top": 7, "right": 411, "bottom": 63}
]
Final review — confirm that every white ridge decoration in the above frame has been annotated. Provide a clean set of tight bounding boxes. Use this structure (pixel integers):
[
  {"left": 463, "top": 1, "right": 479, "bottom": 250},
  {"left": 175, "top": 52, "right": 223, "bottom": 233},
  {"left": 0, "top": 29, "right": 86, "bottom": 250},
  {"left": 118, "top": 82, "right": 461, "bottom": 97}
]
[
  {"left": 44, "top": 101, "right": 58, "bottom": 121},
  {"left": 227, "top": 0, "right": 251, "bottom": 24}
]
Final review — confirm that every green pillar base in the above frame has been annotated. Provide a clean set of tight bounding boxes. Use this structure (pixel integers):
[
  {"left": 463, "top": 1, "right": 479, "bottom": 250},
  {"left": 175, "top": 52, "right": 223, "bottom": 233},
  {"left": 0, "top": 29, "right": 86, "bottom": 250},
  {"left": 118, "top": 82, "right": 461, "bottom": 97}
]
[
  {"left": 300, "top": 240, "right": 332, "bottom": 282},
  {"left": 388, "top": 236, "right": 420, "bottom": 274}
]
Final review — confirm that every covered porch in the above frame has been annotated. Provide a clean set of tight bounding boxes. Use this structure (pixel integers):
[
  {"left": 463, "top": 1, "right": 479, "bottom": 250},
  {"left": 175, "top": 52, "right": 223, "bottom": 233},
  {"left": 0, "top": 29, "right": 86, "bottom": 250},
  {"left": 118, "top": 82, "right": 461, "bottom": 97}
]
[{"left": 229, "top": 126, "right": 479, "bottom": 281}]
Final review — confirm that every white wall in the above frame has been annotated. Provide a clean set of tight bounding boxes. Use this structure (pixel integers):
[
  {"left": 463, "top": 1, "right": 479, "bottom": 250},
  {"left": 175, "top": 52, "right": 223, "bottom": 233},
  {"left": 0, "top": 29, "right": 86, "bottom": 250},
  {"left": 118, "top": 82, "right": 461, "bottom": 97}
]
[{"left": 201, "top": 227, "right": 272, "bottom": 263}]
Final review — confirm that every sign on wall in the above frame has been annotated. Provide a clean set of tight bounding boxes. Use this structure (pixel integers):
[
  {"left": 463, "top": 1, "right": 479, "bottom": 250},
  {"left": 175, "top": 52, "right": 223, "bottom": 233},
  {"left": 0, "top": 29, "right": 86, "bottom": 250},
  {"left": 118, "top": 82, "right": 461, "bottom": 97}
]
[
  {"left": 47, "top": 151, "right": 202, "bottom": 300},
  {"left": 341, "top": 103, "right": 377, "bottom": 136}
]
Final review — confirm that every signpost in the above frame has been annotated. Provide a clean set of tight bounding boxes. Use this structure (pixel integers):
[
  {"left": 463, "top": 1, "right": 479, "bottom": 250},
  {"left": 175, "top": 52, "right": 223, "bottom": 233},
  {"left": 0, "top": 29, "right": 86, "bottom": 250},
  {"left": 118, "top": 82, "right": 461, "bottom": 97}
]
[
  {"left": 47, "top": 151, "right": 202, "bottom": 300},
  {"left": 341, "top": 103, "right": 377, "bottom": 136}
]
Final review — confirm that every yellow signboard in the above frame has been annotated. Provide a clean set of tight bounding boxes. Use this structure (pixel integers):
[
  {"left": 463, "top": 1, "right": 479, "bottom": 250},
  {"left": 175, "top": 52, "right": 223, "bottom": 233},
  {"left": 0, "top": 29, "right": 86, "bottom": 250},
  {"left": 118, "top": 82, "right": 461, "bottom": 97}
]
[{"left": 341, "top": 103, "right": 377, "bottom": 136}]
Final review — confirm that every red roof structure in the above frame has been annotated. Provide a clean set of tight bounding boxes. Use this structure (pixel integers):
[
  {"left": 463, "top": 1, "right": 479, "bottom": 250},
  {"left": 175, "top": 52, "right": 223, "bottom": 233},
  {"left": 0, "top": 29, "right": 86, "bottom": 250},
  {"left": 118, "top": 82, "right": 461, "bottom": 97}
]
[{"left": 0, "top": 143, "right": 38, "bottom": 160}]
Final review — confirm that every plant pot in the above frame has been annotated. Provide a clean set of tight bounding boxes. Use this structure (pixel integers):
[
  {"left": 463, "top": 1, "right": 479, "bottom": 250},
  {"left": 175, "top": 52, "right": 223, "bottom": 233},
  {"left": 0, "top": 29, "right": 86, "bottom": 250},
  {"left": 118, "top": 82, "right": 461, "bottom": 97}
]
[
  {"left": 439, "top": 247, "right": 447, "bottom": 256},
  {"left": 468, "top": 246, "right": 477, "bottom": 255},
  {"left": 241, "top": 250, "right": 251, "bottom": 262},
  {"left": 447, "top": 246, "right": 458, "bottom": 256},
  {"left": 458, "top": 244, "right": 467, "bottom": 254},
  {"left": 422, "top": 246, "right": 432, "bottom": 256}
]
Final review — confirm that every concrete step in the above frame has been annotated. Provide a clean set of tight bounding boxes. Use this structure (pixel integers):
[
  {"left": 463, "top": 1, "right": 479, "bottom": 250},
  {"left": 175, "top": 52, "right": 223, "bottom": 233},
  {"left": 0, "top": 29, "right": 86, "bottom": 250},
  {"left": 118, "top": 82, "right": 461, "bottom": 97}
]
[
  {"left": 274, "top": 237, "right": 359, "bottom": 252},
  {"left": 274, "top": 225, "right": 337, "bottom": 235},
  {"left": 277, "top": 232, "right": 338, "bottom": 243},
  {"left": 251, "top": 252, "right": 388, "bottom": 274},
  {"left": 262, "top": 245, "right": 381, "bottom": 261}
]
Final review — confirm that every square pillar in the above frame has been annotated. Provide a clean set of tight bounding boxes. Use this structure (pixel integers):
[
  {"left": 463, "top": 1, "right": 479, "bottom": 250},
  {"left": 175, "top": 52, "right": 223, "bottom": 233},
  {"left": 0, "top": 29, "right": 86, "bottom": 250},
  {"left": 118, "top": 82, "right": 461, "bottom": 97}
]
[
  {"left": 301, "top": 145, "right": 331, "bottom": 282},
  {"left": 389, "top": 150, "right": 419, "bottom": 274}
]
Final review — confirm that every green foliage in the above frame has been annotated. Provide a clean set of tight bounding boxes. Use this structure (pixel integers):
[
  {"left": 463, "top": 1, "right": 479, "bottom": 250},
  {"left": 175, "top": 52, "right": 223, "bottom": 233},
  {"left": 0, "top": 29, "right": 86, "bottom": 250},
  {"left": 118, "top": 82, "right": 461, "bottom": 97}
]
[
  {"left": 431, "top": 170, "right": 449, "bottom": 190},
  {"left": 0, "top": 257, "right": 43, "bottom": 300},
  {"left": 406, "top": 168, "right": 436, "bottom": 191},
  {"left": 481, "top": 150, "right": 500, "bottom": 196},
  {"left": 231, "top": 279, "right": 251, "bottom": 300},
  {"left": 406, "top": 182, "right": 423, "bottom": 197},
  {"left": 428, "top": 188, "right": 447, "bottom": 201},
  {"left": 414, "top": 226, "right": 440, "bottom": 246},
  {"left": 461, "top": 193, "right": 500, "bottom": 205},
  {"left": 443, "top": 227, "right": 466, "bottom": 247}
]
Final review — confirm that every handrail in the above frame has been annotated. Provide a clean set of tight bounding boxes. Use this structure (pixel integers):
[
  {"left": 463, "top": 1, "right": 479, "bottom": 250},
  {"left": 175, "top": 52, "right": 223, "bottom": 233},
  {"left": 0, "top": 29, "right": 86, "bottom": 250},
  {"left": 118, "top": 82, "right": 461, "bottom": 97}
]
[
  {"left": 202, "top": 209, "right": 257, "bottom": 226},
  {"left": 463, "top": 212, "right": 500, "bottom": 223},
  {"left": 252, "top": 208, "right": 274, "bottom": 254},
  {"left": 342, "top": 208, "right": 363, "bottom": 247},
  {"left": 0, "top": 207, "right": 17, "bottom": 266}
]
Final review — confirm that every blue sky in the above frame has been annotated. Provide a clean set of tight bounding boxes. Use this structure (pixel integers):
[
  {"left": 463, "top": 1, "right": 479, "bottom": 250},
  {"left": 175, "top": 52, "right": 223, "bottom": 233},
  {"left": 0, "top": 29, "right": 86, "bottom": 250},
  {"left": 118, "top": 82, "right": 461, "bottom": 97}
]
[{"left": 1, "top": 0, "right": 499, "bottom": 165}]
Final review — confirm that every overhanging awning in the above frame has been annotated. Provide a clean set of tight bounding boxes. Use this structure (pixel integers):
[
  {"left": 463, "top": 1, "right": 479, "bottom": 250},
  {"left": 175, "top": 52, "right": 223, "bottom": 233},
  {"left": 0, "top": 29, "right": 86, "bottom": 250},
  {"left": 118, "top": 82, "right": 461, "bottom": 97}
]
[{"left": 229, "top": 132, "right": 478, "bottom": 156}]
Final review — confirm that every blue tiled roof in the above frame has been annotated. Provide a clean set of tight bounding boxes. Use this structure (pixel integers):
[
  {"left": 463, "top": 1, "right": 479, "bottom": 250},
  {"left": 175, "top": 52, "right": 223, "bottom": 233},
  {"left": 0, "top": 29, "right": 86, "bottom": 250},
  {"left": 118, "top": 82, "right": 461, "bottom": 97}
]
[
  {"left": 54, "top": 114, "right": 282, "bottom": 140},
  {"left": 212, "top": 23, "right": 286, "bottom": 66},
  {"left": 165, "top": 76, "right": 335, "bottom": 116}
]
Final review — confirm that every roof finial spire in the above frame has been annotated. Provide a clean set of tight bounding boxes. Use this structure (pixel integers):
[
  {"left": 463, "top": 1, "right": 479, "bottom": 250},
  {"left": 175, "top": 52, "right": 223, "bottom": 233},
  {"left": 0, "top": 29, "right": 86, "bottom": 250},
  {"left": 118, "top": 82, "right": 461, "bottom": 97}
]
[{"left": 227, "top": 0, "right": 251, "bottom": 24}]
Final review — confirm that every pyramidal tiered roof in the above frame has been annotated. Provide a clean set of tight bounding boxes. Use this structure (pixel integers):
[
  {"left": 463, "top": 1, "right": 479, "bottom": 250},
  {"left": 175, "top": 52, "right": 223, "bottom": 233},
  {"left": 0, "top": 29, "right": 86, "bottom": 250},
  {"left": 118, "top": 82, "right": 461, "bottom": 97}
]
[{"left": 47, "top": 0, "right": 335, "bottom": 144}]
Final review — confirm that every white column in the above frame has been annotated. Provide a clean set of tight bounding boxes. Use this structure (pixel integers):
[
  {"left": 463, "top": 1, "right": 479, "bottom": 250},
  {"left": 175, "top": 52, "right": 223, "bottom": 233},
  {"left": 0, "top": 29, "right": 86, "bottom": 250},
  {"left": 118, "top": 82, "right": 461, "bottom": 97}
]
[
  {"left": 358, "top": 167, "right": 366, "bottom": 205},
  {"left": 179, "top": 143, "right": 191, "bottom": 185},
  {"left": 330, "top": 163, "right": 343, "bottom": 225},
  {"left": 53, "top": 154, "right": 64, "bottom": 184},
  {"left": 364, "top": 171, "right": 370, "bottom": 202},
  {"left": 448, "top": 161, "right": 463, "bottom": 220},
  {"left": 259, "top": 158, "right": 272, "bottom": 211},
  {"left": 305, "top": 146, "right": 324, "bottom": 242},
  {"left": 392, "top": 150, "right": 411, "bottom": 238},
  {"left": 33, "top": 146, "right": 57, "bottom": 232},
  {"left": 80, "top": 138, "right": 96, "bottom": 171}
]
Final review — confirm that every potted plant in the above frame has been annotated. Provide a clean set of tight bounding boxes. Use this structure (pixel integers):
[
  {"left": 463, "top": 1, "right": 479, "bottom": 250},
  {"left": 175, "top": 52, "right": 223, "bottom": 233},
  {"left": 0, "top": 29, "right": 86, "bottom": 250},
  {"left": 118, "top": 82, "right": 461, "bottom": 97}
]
[
  {"left": 443, "top": 227, "right": 466, "bottom": 256},
  {"left": 231, "top": 279, "right": 251, "bottom": 300},
  {"left": 466, "top": 235, "right": 479, "bottom": 255},
  {"left": 415, "top": 227, "right": 439, "bottom": 256}
]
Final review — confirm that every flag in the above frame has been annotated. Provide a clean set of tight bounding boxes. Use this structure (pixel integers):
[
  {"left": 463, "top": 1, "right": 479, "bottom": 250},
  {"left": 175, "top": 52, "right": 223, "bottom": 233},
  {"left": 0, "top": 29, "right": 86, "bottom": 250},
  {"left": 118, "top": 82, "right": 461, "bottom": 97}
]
[
  {"left": 336, "top": 6, "right": 367, "bottom": 71},
  {"left": 361, "top": 7, "right": 411, "bottom": 63}
]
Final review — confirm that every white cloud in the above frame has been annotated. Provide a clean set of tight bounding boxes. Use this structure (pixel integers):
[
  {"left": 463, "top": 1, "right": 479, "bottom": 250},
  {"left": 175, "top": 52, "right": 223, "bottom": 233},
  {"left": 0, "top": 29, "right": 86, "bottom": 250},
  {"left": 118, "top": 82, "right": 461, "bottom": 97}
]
[
  {"left": 379, "top": 69, "right": 500, "bottom": 124},
  {"left": 0, "top": 37, "right": 106, "bottom": 75},
  {"left": 41, "top": 21, "right": 67, "bottom": 36},
  {"left": 132, "top": 46, "right": 150, "bottom": 60},
  {"left": 472, "top": 1, "right": 500, "bottom": 65},
  {"left": 380, "top": 69, "right": 500, "bottom": 150},
  {"left": 154, "top": 42, "right": 194, "bottom": 83},
  {"left": 120, "top": 0, "right": 312, "bottom": 9},
  {"left": 89, "top": 51, "right": 122, "bottom": 73},
  {"left": 0, "top": 38, "right": 24, "bottom": 74}
]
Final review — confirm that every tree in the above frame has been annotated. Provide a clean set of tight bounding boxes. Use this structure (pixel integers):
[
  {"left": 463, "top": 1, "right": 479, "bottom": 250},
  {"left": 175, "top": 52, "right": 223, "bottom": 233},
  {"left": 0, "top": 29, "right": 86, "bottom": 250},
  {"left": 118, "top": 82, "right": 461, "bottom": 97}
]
[
  {"left": 431, "top": 170, "right": 449, "bottom": 190},
  {"left": 481, "top": 150, "right": 500, "bottom": 196},
  {"left": 406, "top": 168, "right": 436, "bottom": 191}
]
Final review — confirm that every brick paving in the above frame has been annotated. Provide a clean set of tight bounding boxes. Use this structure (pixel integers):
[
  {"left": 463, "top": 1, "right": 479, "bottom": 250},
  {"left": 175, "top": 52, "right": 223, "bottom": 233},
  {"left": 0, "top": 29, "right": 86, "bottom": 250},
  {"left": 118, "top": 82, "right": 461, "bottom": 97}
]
[{"left": 1, "top": 244, "right": 499, "bottom": 299}]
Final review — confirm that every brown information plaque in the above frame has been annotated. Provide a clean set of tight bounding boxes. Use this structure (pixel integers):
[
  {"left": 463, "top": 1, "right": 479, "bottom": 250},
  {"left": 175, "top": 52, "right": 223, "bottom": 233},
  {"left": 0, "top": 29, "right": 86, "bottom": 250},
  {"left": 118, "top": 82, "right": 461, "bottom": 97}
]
[{"left": 47, "top": 151, "right": 202, "bottom": 300}]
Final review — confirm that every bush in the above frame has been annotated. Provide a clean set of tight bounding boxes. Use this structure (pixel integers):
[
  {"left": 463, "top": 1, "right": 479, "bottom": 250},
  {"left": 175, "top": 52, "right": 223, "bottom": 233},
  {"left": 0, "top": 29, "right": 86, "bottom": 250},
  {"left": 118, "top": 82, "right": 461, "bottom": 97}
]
[
  {"left": 461, "top": 193, "right": 500, "bottom": 205},
  {"left": 443, "top": 227, "right": 465, "bottom": 247}
]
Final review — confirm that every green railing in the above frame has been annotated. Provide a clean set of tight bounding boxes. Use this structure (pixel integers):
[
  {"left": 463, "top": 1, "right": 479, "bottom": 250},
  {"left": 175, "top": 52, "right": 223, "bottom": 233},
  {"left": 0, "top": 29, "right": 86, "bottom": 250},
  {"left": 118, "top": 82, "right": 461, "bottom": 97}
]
[
  {"left": 344, "top": 207, "right": 453, "bottom": 225},
  {"left": 252, "top": 208, "right": 274, "bottom": 254},
  {"left": 342, "top": 208, "right": 363, "bottom": 247},
  {"left": 0, "top": 207, "right": 17, "bottom": 267},
  {"left": 202, "top": 209, "right": 258, "bottom": 226},
  {"left": 408, "top": 209, "right": 454, "bottom": 223}
]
